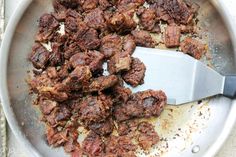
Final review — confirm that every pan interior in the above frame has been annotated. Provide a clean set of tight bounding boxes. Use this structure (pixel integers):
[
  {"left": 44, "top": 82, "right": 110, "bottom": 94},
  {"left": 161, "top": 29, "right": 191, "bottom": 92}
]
[{"left": 6, "top": 0, "right": 235, "bottom": 157}]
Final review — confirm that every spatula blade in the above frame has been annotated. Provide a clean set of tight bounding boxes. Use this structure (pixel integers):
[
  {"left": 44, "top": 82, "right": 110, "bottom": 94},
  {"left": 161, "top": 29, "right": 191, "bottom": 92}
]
[{"left": 128, "top": 47, "right": 225, "bottom": 105}]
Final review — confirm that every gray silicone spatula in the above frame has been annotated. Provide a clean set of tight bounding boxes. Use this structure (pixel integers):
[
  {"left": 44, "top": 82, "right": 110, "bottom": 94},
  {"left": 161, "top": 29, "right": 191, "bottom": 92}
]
[{"left": 130, "top": 46, "right": 236, "bottom": 105}]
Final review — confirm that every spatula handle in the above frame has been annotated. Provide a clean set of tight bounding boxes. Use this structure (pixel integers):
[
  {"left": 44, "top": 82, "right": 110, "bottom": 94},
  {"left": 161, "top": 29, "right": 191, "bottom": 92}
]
[{"left": 223, "top": 75, "right": 236, "bottom": 98}]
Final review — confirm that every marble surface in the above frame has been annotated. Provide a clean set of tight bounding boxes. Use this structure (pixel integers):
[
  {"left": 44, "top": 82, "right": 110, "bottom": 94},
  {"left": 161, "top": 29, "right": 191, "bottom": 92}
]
[{"left": 2, "top": 0, "right": 236, "bottom": 157}]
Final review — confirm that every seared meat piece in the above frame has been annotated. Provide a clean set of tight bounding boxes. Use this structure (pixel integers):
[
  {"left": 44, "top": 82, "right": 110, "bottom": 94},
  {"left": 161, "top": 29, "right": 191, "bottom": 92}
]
[
  {"left": 112, "top": 85, "right": 132, "bottom": 103},
  {"left": 138, "top": 8, "right": 157, "bottom": 32},
  {"left": 55, "top": 0, "right": 80, "bottom": 9},
  {"left": 164, "top": 0, "right": 194, "bottom": 24},
  {"left": 39, "top": 98, "right": 58, "bottom": 115},
  {"left": 122, "top": 35, "right": 136, "bottom": 56},
  {"left": 122, "top": 57, "right": 146, "bottom": 87},
  {"left": 99, "top": 0, "right": 112, "bottom": 10},
  {"left": 64, "top": 42, "right": 81, "bottom": 59},
  {"left": 136, "top": 121, "right": 159, "bottom": 150},
  {"left": 39, "top": 83, "right": 69, "bottom": 102},
  {"left": 88, "top": 75, "right": 119, "bottom": 92},
  {"left": 105, "top": 135, "right": 137, "bottom": 157},
  {"left": 50, "top": 43, "right": 64, "bottom": 66},
  {"left": 46, "top": 126, "right": 67, "bottom": 147},
  {"left": 117, "top": 120, "right": 138, "bottom": 136},
  {"left": 64, "top": 139, "right": 81, "bottom": 153},
  {"left": 84, "top": 8, "right": 107, "bottom": 31},
  {"left": 131, "top": 30, "right": 156, "bottom": 48},
  {"left": 28, "top": 72, "right": 54, "bottom": 93},
  {"left": 76, "top": 28, "right": 101, "bottom": 51},
  {"left": 180, "top": 37, "right": 206, "bottom": 59},
  {"left": 114, "top": 90, "right": 166, "bottom": 121},
  {"left": 69, "top": 51, "right": 104, "bottom": 73},
  {"left": 65, "top": 16, "right": 80, "bottom": 34},
  {"left": 117, "top": 0, "right": 145, "bottom": 16},
  {"left": 69, "top": 53, "right": 90, "bottom": 68},
  {"left": 82, "top": 131, "right": 105, "bottom": 156},
  {"left": 180, "top": 24, "right": 195, "bottom": 33},
  {"left": 88, "top": 118, "right": 114, "bottom": 136},
  {"left": 63, "top": 66, "right": 92, "bottom": 91},
  {"left": 82, "top": 0, "right": 99, "bottom": 11},
  {"left": 87, "top": 50, "right": 105, "bottom": 73},
  {"left": 79, "top": 95, "right": 112, "bottom": 125},
  {"left": 164, "top": 25, "right": 181, "bottom": 48},
  {"left": 30, "top": 43, "right": 50, "bottom": 69},
  {"left": 46, "top": 67, "right": 58, "bottom": 79},
  {"left": 36, "top": 13, "right": 59, "bottom": 42},
  {"left": 108, "top": 54, "right": 131, "bottom": 74},
  {"left": 107, "top": 12, "right": 137, "bottom": 34},
  {"left": 100, "top": 34, "right": 123, "bottom": 58}
]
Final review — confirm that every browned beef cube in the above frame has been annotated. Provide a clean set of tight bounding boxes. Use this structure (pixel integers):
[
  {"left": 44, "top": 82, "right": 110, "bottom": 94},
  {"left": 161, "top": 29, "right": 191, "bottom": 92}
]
[
  {"left": 87, "top": 50, "right": 105, "bottom": 73},
  {"left": 108, "top": 54, "right": 131, "bottom": 74},
  {"left": 88, "top": 75, "right": 119, "bottom": 92},
  {"left": 36, "top": 13, "right": 59, "bottom": 42},
  {"left": 163, "top": 0, "right": 194, "bottom": 24},
  {"left": 46, "top": 126, "right": 68, "bottom": 146},
  {"left": 100, "top": 34, "right": 123, "bottom": 58},
  {"left": 122, "top": 35, "right": 136, "bottom": 56},
  {"left": 82, "top": 0, "right": 99, "bottom": 11},
  {"left": 69, "top": 53, "right": 90, "bottom": 68},
  {"left": 114, "top": 90, "right": 166, "bottom": 121},
  {"left": 136, "top": 121, "right": 159, "bottom": 150},
  {"left": 82, "top": 131, "right": 105, "bottom": 156},
  {"left": 150, "top": 3, "right": 174, "bottom": 24},
  {"left": 99, "top": 0, "right": 112, "bottom": 10},
  {"left": 131, "top": 30, "right": 156, "bottom": 48},
  {"left": 55, "top": 0, "right": 80, "bottom": 9},
  {"left": 107, "top": 12, "right": 137, "bottom": 34},
  {"left": 30, "top": 43, "right": 50, "bottom": 69},
  {"left": 88, "top": 118, "right": 114, "bottom": 136},
  {"left": 49, "top": 43, "right": 64, "bottom": 66},
  {"left": 79, "top": 94, "right": 112, "bottom": 125},
  {"left": 105, "top": 135, "right": 137, "bottom": 157},
  {"left": 64, "top": 42, "right": 81, "bottom": 59},
  {"left": 180, "top": 37, "right": 206, "bottom": 59},
  {"left": 117, "top": 0, "right": 145, "bottom": 16},
  {"left": 138, "top": 8, "right": 157, "bottom": 32},
  {"left": 117, "top": 120, "right": 138, "bottom": 136},
  {"left": 180, "top": 24, "right": 195, "bottom": 33},
  {"left": 164, "top": 25, "right": 181, "bottom": 48},
  {"left": 122, "top": 57, "right": 146, "bottom": 87},
  {"left": 112, "top": 85, "right": 132, "bottom": 103},
  {"left": 77, "top": 28, "right": 101, "bottom": 50},
  {"left": 63, "top": 66, "right": 92, "bottom": 90},
  {"left": 39, "top": 83, "right": 69, "bottom": 102},
  {"left": 38, "top": 98, "right": 58, "bottom": 115},
  {"left": 84, "top": 8, "right": 107, "bottom": 31}
]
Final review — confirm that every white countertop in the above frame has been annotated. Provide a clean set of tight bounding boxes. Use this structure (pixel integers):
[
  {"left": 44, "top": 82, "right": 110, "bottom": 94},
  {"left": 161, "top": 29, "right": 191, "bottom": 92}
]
[{"left": 3, "top": 0, "right": 236, "bottom": 157}]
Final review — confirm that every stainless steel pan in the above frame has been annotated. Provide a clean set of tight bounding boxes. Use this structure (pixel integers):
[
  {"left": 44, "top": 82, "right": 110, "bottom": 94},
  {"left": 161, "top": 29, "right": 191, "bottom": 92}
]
[{"left": 1, "top": 0, "right": 236, "bottom": 157}]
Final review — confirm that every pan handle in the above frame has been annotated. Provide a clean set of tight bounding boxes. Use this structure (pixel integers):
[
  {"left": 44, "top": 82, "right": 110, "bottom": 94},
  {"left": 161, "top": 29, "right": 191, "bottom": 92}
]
[{"left": 223, "top": 75, "right": 236, "bottom": 98}]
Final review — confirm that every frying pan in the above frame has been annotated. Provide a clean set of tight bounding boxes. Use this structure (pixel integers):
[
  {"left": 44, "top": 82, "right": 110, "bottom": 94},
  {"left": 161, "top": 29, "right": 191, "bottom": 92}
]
[{"left": 1, "top": 0, "right": 236, "bottom": 156}]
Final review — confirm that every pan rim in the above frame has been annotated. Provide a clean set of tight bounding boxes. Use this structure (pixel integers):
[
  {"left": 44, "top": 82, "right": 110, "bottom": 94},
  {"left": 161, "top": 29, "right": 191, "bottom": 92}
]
[{"left": 0, "top": 0, "right": 236, "bottom": 157}]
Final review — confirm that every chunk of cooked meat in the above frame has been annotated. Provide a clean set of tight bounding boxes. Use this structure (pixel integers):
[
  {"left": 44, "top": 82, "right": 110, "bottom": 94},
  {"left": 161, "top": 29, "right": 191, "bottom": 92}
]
[
  {"left": 50, "top": 42, "right": 64, "bottom": 66},
  {"left": 136, "top": 121, "right": 159, "bottom": 150},
  {"left": 138, "top": 8, "right": 157, "bottom": 32},
  {"left": 88, "top": 75, "right": 119, "bottom": 92},
  {"left": 82, "top": 0, "right": 99, "bottom": 11},
  {"left": 39, "top": 98, "right": 58, "bottom": 115},
  {"left": 84, "top": 8, "right": 107, "bottom": 31},
  {"left": 88, "top": 118, "right": 114, "bottom": 136},
  {"left": 30, "top": 43, "right": 50, "bottom": 69},
  {"left": 164, "top": 0, "right": 194, "bottom": 24},
  {"left": 108, "top": 54, "right": 131, "bottom": 74},
  {"left": 99, "top": 0, "right": 112, "bottom": 10},
  {"left": 131, "top": 30, "right": 156, "bottom": 48},
  {"left": 112, "top": 85, "right": 132, "bottom": 103},
  {"left": 36, "top": 13, "right": 59, "bottom": 42},
  {"left": 114, "top": 90, "right": 167, "bottom": 122},
  {"left": 117, "top": 120, "right": 138, "bottom": 136},
  {"left": 82, "top": 131, "right": 105, "bottom": 156},
  {"left": 117, "top": 0, "right": 145, "bottom": 16},
  {"left": 79, "top": 95, "right": 112, "bottom": 125},
  {"left": 105, "top": 135, "right": 137, "bottom": 157},
  {"left": 107, "top": 12, "right": 137, "bottom": 34},
  {"left": 180, "top": 37, "right": 206, "bottom": 59},
  {"left": 46, "top": 126, "right": 67, "bottom": 147},
  {"left": 164, "top": 25, "right": 181, "bottom": 48},
  {"left": 122, "top": 57, "right": 146, "bottom": 87},
  {"left": 100, "top": 34, "right": 123, "bottom": 58},
  {"left": 69, "top": 51, "right": 104, "bottom": 73},
  {"left": 76, "top": 28, "right": 101, "bottom": 51},
  {"left": 122, "top": 35, "right": 136, "bottom": 56},
  {"left": 55, "top": 0, "right": 80, "bottom": 9},
  {"left": 63, "top": 66, "right": 92, "bottom": 91}
]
